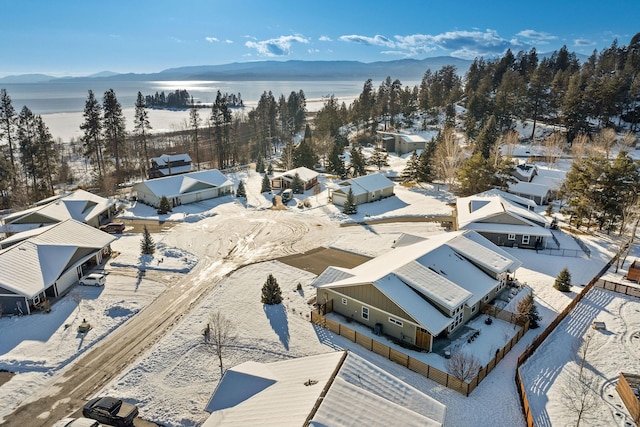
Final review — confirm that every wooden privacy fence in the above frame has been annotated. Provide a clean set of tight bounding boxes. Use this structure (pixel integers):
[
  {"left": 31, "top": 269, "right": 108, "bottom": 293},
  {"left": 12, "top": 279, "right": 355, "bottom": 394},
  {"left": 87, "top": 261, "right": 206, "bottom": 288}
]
[
  {"left": 311, "top": 310, "right": 528, "bottom": 396},
  {"left": 515, "top": 256, "right": 618, "bottom": 427}
]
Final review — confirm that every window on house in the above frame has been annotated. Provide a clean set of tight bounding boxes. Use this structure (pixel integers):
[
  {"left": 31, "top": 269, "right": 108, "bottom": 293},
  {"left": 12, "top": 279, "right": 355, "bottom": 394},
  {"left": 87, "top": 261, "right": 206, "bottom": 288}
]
[
  {"left": 342, "top": 298, "right": 347, "bottom": 305},
  {"left": 471, "top": 305, "right": 477, "bottom": 313},
  {"left": 388, "top": 317, "right": 403, "bottom": 327},
  {"left": 508, "top": 233, "right": 516, "bottom": 240},
  {"left": 522, "top": 235, "right": 530, "bottom": 245},
  {"left": 362, "top": 306, "right": 369, "bottom": 320}
]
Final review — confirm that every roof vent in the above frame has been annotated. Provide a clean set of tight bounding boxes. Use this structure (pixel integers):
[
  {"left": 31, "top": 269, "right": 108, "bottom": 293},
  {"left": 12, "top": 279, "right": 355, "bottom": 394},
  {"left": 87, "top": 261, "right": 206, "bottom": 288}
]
[{"left": 304, "top": 379, "right": 318, "bottom": 386}]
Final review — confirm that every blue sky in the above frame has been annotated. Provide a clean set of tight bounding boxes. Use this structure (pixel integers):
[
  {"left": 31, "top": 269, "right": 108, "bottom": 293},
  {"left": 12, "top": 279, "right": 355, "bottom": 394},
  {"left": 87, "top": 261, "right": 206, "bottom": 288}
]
[{"left": 1, "top": 0, "right": 639, "bottom": 77}]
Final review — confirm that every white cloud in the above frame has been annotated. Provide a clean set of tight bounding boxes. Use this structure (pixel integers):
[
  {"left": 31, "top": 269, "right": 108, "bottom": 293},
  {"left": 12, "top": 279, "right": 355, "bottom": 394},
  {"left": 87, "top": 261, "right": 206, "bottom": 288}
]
[
  {"left": 516, "top": 29, "right": 557, "bottom": 41},
  {"left": 225, "top": 40, "right": 233, "bottom": 44},
  {"left": 308, "top": 48, "right": 320, "bottom": 54},
  {"left": 245, "top": 34, "right": 310, "bottom": 57},
  {"left": 319, "top": 35, "right": 332, "bottom": 42},
  {"left": 205, "top": 37, "right": 219, "bottom": 43},
  {"left": 393, "top": 29, "right": 516, "bottom": 58},
  {"left": 339, "top": 34, "right": 395, "bottom": 48}
]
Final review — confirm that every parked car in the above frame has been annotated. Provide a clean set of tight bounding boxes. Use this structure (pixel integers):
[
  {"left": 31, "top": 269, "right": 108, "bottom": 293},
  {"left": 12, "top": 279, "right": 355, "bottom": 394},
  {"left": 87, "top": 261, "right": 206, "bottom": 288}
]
[
  {"left": 79, "top": 273, "right": 106, "bottom": 287},
  {"left": 281, "top": 188, "right": 293, "bottom": 202},
  {"left": 82, "top": 396, "right": 138, "bottom": 427},
  {"left": 99, "top": 222, "right": 125, "bottom": 234},
  {"left": 54, "top": 417, "right": 103, "bottom": 427}
]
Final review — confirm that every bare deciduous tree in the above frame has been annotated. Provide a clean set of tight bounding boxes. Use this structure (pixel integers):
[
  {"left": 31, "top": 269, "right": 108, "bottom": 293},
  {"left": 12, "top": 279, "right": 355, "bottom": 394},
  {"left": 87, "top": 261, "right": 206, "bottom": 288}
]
[
  {"left": 594, "top": 127, "right": 618, "bottom": 160},
  {"left": 204, "top": 311, "right": 237, "bottom": 376},
  {"left": 560, "top": 333, "right": 601, "bottom": 427},
  {"left": 434, "top": 127, "right": 466, "bottom": 188},
  {"left": 446, "top": 348, "right": 481, "bottom": 382},
  {"left": 543, "top": 132, "right": 564, "bottom": 165}
]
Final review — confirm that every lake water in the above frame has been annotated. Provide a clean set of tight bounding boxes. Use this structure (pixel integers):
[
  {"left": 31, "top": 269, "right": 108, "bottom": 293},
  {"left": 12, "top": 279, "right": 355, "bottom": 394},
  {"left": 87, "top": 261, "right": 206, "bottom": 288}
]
[{"left": 0, "top": 79, "right": 374, "bottom": 114}]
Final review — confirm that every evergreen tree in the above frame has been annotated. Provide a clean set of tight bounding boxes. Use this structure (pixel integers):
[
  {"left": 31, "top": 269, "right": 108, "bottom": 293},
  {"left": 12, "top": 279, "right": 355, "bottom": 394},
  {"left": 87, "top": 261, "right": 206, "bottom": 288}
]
[
  {"left": 80, "top": 90, "right": 104, "bottom": 180},
  {"left": 475, "top": 115, "right": 499, "bottom": 159},
  {"left": 140, "top": 225, "right": 155, "bottom": 255},
  {"left": 293, "top": 134, "right": 318, "bottom": 169},
  {"left": 189, "top": 99, "right": 202, "bottom": 170},
  {"left": 261, "top": 173, "right": 272, "bottom": 193},
  {"left": 0, "top": 89, "right": 17, "bottom": 181},
  {"left": 236, "top": 180, "right": 246, "bottom": 198},
  {"left": 256, "top": 155, "right": 265, "bottom": 174},
  {"left": 368, "top": 146, "right": 389, "bottom": 171},
  {"left": 343, "top": 187, "right": 358, "bottom": 215},
  {"left": 418, "top": 138, "right": 436, "bottom": 182},
  {"left": 102, "top": 89, "right": 127, "bottom": 182},
  {"left": 400, "top": 150, "right": 420, "bottom": 183},
  {"left": 261, "top": 274, "right": 283, "bottom": 305},
  {"left": 348, "top": 146, "right": 366, "bottom": 177},
  {"left": 134, "top": 91, "right": 152, "bottom": 178},
  {"left": 158, "top": 195, "right": 172, "bottom": 214},
  {"left": 517, "top": 293, "right": 541, "bottom": 328},
  {"left": 327, "top": 143, "right": 347, "bottom": 178},
  {"left": 455, "top": 152, "right": 495, "bottom": 196},
  {"left": 267, "top": 162, "right": 273, "bottom": 175},
  {"left": 290, "top": 172, "right": 304, "bottom": 194},
  {"left": 554, "top": 267, "right": 572, "bottom": 292}
]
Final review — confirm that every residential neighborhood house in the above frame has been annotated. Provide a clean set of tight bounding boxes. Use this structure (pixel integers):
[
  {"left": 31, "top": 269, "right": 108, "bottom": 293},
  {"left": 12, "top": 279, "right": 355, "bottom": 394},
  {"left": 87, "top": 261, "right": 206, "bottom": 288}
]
[
  {"left": 133, "top": 169, "right": 233, "bottom": 209},
  {"left": 378, "top": 131, "right": 427, "bottom": 155},
  {"left": 203, "top": 351, "right": 446, "bottom": 427},
  {"left": 313, "top": 230, "right": 522, "bottom": 352},
  {"left": 330, "top": 173, "right": 395, "bottom": 207},
  {"left": 270, "top": 167, "right": 319, "bottom": 192},
  {"left": 0, "top": 189, "right": 118, "bottom": 236},
  {"left": 456, "top": 192, "right": 553, "bottom": 250},
  {"left": 148, "top": 153, "right": 194, "bottom": 179},
  {"left": 0, "top": 219, "right": 115, "bottom": 316},
  {"left": 507, "top": 163, "right": 565, "bottom": 205}
]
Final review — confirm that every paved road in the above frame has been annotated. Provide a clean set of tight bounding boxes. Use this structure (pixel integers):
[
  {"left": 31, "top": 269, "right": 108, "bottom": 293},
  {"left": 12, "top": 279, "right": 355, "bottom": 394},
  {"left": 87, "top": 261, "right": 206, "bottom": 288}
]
[{"left": 4, "top": 206, "right": 338, "bottom": 426}]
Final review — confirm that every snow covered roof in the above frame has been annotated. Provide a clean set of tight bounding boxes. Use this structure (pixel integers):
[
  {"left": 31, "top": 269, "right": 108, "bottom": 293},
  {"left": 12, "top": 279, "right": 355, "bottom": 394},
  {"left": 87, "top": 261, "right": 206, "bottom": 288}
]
[
  {"left": 336, "top": 173, "right": 395, "bottom": 197},
  {"left": 273, "top": 166, "right": 318, "bottom": 183},
  {"left": 476, "top": 189, "right": 537, "bottom": 210},
  {"left": 457, "top": 193, "right": 550, "bottom": 230},
  {"left": 3, "top": 189, "right": 115, "bottom": 227},
  {"left": 314, "top": 230, "right": 521, "bottom": 330},
  {"left": 0, "top": 224, "right": 56, "bottom": 249},
  {"left": 203, "top": 351, "right": 446, "bottom": 427},
  {"left": 0, "top": 219, "right": 115, "bottom": 298},
  {"left": 134, "top": 169, "right": 232, "bottom": 198},
  {"left": 152, "top": 153, "right": 192, "bottom": 165},
  {"left": 377, "top": 131, "right": 427, "bottom": 143},
  {"left": 508, "top": 181, "right": 550, "bottom": 198}
]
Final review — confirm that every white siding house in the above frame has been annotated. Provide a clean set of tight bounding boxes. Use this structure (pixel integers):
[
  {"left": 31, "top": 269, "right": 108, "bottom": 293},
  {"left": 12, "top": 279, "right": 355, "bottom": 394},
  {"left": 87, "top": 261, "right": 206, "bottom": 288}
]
[
  {"left": 134, "top": 169, "right": 233, "bottom": 208},
  {"left": 0, "top": 219, "right": 115, "bottom": 316},
  {"left": 331, "top": 173, "right": 395, "bottom": 207}
]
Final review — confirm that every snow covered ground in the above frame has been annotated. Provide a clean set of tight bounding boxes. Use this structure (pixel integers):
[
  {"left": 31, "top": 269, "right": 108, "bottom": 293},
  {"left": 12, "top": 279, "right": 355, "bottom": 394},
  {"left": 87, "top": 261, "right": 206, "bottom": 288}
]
[{"left": 0, "top": 152, "right": 634, "bottom": 426}]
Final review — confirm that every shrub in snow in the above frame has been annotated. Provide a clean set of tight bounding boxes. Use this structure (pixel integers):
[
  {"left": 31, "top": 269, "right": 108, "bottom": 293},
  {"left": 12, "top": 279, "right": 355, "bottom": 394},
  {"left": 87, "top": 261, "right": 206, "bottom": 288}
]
[
  {"left": 157, "top": 195, "right": 172, "bottom": 214},
  {"left": 261, "top": 274, "right": 282, "bottom": 305},
  {"left": 554, "top": 267, "right": 572, "bottom": 292},
  {"left": 236, "top": 180, "right": 246, "bottom": 198},
  {"left": 517, "top": 293, "right": 541, "bottom": 328}
]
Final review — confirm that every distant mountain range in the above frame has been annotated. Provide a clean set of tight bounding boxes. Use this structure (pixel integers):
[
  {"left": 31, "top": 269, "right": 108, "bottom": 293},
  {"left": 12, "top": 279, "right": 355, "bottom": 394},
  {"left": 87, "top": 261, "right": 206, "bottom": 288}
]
[
  {"left": 0, "top": 52, "right": 589, "bottom": 84},
  {"left": 0, "top": 57, "right": 473, "bottom": 84}
]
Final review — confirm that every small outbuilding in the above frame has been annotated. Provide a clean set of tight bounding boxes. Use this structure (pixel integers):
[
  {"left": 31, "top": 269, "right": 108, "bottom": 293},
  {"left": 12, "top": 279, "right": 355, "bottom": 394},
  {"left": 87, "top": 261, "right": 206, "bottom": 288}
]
[
  {"left": 133, "top": 169, "right": 233, "bottom": 208},
  {"left": 330, "top": 173, "right": 395, "bottom": 207}
]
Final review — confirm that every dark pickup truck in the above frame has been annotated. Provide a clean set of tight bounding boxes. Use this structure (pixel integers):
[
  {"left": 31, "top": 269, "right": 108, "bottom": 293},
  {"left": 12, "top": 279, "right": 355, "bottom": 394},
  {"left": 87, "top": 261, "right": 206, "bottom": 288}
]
[{"left": 82, "top": 396, "right": 138, "bottom": 427}]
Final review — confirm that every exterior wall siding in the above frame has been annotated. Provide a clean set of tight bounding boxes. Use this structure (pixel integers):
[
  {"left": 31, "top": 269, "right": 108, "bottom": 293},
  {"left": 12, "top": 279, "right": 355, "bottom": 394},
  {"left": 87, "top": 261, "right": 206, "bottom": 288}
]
[{"left": 477, "top": 231, "right": 538, "bottom": 249}]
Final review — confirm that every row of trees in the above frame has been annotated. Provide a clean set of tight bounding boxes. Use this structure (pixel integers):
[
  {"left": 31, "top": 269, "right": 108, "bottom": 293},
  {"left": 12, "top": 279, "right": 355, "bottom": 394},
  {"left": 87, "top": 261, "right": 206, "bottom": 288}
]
[
  {"left": 0, "top": 89, "right": 60, "bottom": 207},
  {"left": 144, "top": 90, "right": 191, "bottom": 108}
]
